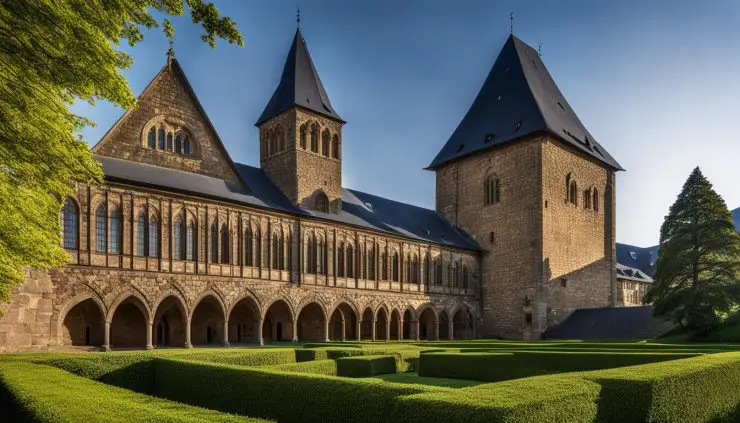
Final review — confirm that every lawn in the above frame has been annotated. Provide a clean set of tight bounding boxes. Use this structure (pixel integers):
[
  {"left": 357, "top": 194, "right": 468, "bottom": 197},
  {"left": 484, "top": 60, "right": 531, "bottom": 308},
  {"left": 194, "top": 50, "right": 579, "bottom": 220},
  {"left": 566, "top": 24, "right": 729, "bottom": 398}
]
[{"left": 3, "top": 340, "right": 740, "bottom": 422}]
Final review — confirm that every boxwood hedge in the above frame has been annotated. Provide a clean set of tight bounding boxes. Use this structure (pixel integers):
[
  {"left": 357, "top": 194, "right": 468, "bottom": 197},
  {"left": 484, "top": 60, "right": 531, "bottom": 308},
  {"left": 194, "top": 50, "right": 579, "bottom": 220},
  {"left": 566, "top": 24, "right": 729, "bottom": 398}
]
[
  {"left": 172, "top": 348, "right": 297, "bottom": 367},
  {"left": 38, "top": 353, "right": 156, "bottom": 393},
  {"left": 336, "top": 355, "right": 398, "bottom": 377},
  {"left": 0, "top": 362, "right": 267, "bottom": 422},
  {"left": 269, "top": 359, "right": 338, "bottom": 376}
]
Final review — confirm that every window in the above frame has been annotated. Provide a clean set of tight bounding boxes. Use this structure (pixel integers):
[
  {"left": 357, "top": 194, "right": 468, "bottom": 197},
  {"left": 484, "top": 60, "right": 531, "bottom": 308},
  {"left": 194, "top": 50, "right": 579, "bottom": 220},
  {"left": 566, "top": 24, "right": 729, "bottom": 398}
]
[
  {"left": 584, "top": 188, "right": 592, "bottom": 210},
  {"left": 368, "top": 247, "right": 376, "bottom": 280},
  {"left": 95, "top": 205, "right": 107, "bottom": 253},
  {"left": 408, "top": 254, "right": 419, "bottom": 284},
  {"left": 148, "top": 216, "right": 159, "bottom": 258},
  {"left": 306, "top": 234, "right": 316, "bottom": 274},
  {"left": 136, "top": 212, "right": 146, "bottom": 256},
  {"left": 158, "top": 128, "right": 165, "bottom": 150},
  {"left": 316, "top": 192, "right": 329, "bottom": 213},
  {"left": 381, "top": 251, "right": 388, "bottom": 280},
  {"left": 452, "top": 261, "right": 460, "bottom": 287},
  {"left": 484, "top": 175, "right": 500, "bottom": 205},
  {"left": 566, "top": 174, "right": 578, "bottom": 205},
  {"left": 300, "top": 124, "right": 307, "bottom": 149},
  {"left": 186, "top": 222, "right": 195, "bottom": 261},
  {"left": 310, "top": 124, "right": 319, "bottom": 152},
  {"left": 321, "top": 130, "right": 330, "bottom": 156},
  {"left": 148, "top": 128, "right": 156, "bottom": 149},
  {"left": 272, "top": 231, "right": 284, "bottom": 270},
  {"left": 423, "top": 253, "right": 430, "bottom": 285},
  {"left": 109, "top": 207, "right": 121, "bottom": 254},
  {"left": 245, "top": 226, "right": 254, "bottom": 266},
  {"left": 221, "top": 224, "right": 230, "bottom": 264},
  {"left": 337, "top": 242, "right": 345, "bottom": 277},
  {"left": 462, "top": 265, "right": 469, "bottom": 290},
  {"left": 593, "top": 188, "right": 599, "bottom": 212},
  {"left": 277, "top": 127, "right": 285, "bottom": 152},
  {"left": 173, "top": 217, "right": 183, "bottom": 260},
  {"left": 347, "top": 244, "right": 354, "bottom": 278},
  {"left": 391, "top": 251, "right": 399, "bottom": 282},
  {"left": 332, "top": 134, "right": 339, "bottom": 159},
  {"left": 183, "top": 136, "right": 191, "bottom": 155},
  {"left": 317, "top": 237, "right": 325, "bottom": 275},
  {"left": 175, "top": 135, "right": 182, "bottom": 154},
  {"left": 210, "top": 221, "right": 218, "bottom": 263},
  {"left": 434, "top": 257, "right": 443, "bottom": 286},
  {"left": 61, "top": 198, "right": 78, "bottom": 249},
  {"left": 166, "top": 132, "right": 173, "bottom": 151}
]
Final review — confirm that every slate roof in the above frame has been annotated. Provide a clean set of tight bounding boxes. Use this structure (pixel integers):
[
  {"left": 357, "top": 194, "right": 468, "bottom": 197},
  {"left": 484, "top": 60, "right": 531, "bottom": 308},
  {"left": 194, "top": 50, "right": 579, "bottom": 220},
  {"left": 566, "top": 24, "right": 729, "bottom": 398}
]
[
  {"left": 428, "top": 34, "right": 622, "bottom": 171},
  {"left": 616, "top": 243, "right": 659, "bottom": 278},
  {"left": 97, "top": 156, "right": 478, "bottom": 251},
  {"left": 616, "top": 263, "right": 654, "bottom": 283},
  {"left": 542, "top": 306, "right": 675, "bottom": 340},
  {"left": 256, "top": 29, "right": 343, "bottom": 126}
]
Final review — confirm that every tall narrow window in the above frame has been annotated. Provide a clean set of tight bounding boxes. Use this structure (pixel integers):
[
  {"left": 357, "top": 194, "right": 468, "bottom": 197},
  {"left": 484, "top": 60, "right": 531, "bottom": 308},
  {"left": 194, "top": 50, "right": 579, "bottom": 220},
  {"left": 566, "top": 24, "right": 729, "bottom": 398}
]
[
  {"left": 210, "top": 221, "right": 218, "bottom": 263},
  {"left": 175, "top": 135, "right": 182, "bottom": 154},
  {"left": 424, "top": 253, "right": 431, "bottom": 285},
  {"left": 221, "top": 224, "right": 230, "bottom": 264},
  {"left": 593, "top": 188, "right": 600, "bottom": 212},
  {"left": 186, "top": 222, "right": 195, "bottom": 261},
  {"left": 148, "top": 128, "right": 156, "bottom": 149},
  {"left": 166, "top": 132, "right": 173, "bottom": 151},
  {"left": 453, "top": 261, "right": 460, "bottom": 287},
  {"left": 381, "top": 250, "right": 388, "bottom": 280},
  {"left": 277, "top": 127, "right": 285, "bottom": 152},
  {"left": 310, "top": 124, "right": 319, "bottom": 153},
  {"left": 368, "top": 247, "right": 376, "bottom": 280},
  {"left": 462, "top": 265, "right": 469, "bottom": 290},
  {"left": 321, "top": 130, "right": 330, "bottom": 156},
  {"left": 317, "top": 237, "right": 325, "bottom": 275},
  {"left": 245, "top": 226, "right": 254, "bottom": 266},
  {"left": 137, "top": 212, "right": 146, "bottom": 256},
  {"left": 332, "top": 134, "right": 339, "bottom": 159},
  {"left": 392, "top": 251, "right": 399, "bottom": 282},
  {"left": 337, "top": 242, "right": 345, "bottom": 277},
  {"left": 584, "top": 188, "right": 592, "bottom": 210},
  {"left": 435, "top": 258, "right": 443, "bottom": 286},
  {"left": 316, "top": 192, "right": 329, "bottom": 213},
  {"left": 109, "top": 207, "right": 121, "bottom": 254},
  {"left": 173, "top": 217, "right": 183, "bottom": 260},
  {"left": 61, "top": 198, "right": 78, "bottom": 249},
  {"left": 148, "top": 216, "right": 159, "bottom": 258},
  {"left": 95, "top": 205, "right": 107, "bottom": 253},
  {"left": 255, "top": 228, "right": 262, "bottom": 268},
  {"left": 183, "top": 137, "right": 191, "bottom": 155},
  {"left": 412, "top": 255, "right": 419, "bottom": 284},
  {"left": 158, "top": 128, "right": 165, "bottom": 150},
  {"left": 300, "top": 124, "right": 307, "bottom": 149},
  {"left": 306, "top": 234, "right": 316, "bottom": 274},
  {"left": 272, "top": 231, "right": 283, "bottom": 270},
  {"left": 484, "top": 175, "right": 501, "bottom": 204},
  {"left": 347, "top": 245, "right": 354, "bottom": 278},
  {"left": 566, "top": 174, "right": 578, "bottom": 205}
]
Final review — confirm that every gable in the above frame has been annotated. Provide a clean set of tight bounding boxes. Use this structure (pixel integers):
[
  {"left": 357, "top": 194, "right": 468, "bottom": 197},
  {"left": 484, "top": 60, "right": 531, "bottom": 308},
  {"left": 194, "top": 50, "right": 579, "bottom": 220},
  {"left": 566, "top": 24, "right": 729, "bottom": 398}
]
[{"left": 92, "top": 59, "right": 241, "bottom": 183}]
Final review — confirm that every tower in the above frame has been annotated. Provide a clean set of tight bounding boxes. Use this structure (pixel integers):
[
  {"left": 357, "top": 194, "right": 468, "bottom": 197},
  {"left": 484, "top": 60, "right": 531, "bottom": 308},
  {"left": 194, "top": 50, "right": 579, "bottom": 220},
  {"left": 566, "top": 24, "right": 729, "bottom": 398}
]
[
  {"left": 256, "top": 29, "right": 345, "bottom": 213},
  {"left": 429, "top": 34, "right": 622, "bottom": 340}
]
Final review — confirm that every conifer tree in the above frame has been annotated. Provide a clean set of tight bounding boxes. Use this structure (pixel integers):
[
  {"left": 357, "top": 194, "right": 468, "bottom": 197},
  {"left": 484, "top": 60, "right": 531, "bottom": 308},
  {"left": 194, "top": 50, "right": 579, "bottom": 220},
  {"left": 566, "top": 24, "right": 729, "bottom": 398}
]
[
  {"left": 645, "top": 167, "right": 740, "bottom": 332},
  {"left": 0, "top": 1, "right": 243, "bottom": 307}
]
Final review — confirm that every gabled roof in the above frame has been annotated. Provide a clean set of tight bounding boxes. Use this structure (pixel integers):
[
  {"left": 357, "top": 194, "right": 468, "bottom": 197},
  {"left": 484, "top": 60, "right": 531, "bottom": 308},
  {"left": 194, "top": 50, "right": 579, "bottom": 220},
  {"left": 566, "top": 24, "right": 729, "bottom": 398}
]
[
  {"left": 256, "top": 29, "right": 343, "bottom": 125},
  {"left": 97, "top": 155, "right": 478, "bottom": 251},
  {"left": 616, "top": 243, "right": 659, "bottom": 277},
  {"left": 616, "top": 263, "right": 654, "bottom": 283},
  {"left": 542, "top": 306, "right": 675, "bottom": 340},
  {"left": 428, "top": 34, "right": 622, "bottom": 171}
]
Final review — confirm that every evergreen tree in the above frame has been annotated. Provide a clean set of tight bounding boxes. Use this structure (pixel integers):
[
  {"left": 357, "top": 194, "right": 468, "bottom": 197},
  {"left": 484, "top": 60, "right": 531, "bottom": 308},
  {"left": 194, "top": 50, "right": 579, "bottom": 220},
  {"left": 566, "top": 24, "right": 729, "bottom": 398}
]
[
  {"left": 0, "top": 1, "right": 243, "bottom": 307},
  {"left": 645, "top": 167, "right": 740, "bottom": 332}
]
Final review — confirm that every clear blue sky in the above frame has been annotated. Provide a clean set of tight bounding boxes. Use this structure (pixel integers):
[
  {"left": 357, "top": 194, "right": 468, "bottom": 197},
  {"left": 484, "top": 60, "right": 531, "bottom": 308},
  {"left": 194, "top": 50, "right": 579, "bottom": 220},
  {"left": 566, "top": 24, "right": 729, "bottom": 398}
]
[{"left": 74, "top": 0, "right": 740, "bottom": 248}]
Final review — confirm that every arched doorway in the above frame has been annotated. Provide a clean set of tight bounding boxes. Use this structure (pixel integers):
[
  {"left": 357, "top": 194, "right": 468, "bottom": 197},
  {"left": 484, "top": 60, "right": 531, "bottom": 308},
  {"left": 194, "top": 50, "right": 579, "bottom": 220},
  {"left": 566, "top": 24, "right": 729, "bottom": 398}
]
[
  {"left": 153, "top": 296, "right": 186, "bottom": 347},
  {"left": 229, "top": 297, "right": 259, "bottom": 344},
  {"left": 439, "top": 311, "right": 450, "bottom": 340},
  {"left": 375, "top": 308, "right": 388, "bottom": 341},
  {"left": 329, "top": 302, "right": 357, "bottom": 341},
  {"left": 402, "top": 309, "right": 413, "bottom": 340},
  {"left": 61, "top": 298, "right": 104, "bottom": 347},
  {"left": 361, "top": 308, "right": 374, "bottom": 340},
  {"left": 390, "top": 309, "right": 401, "bottom": 340},
  {"left": 296, "top": 302, "right": 325, "bottom": 342},
  {"left": 418, "top": 307, "right": 437, "bottom": 340},
  {"left": 329, "top": 309, "right": 343, "bottom": 341},
  {"left": 262, "top": 300, "right": 293, "bottom": 342},
  {"left": 191, "top": 295, "right": 225, "bottom": 345},
  {"left": 453, "top": 308, "right": 474, "bottom": 340},
  {"left": 110, "top": 296, "right": 148, "bottom": 349}
]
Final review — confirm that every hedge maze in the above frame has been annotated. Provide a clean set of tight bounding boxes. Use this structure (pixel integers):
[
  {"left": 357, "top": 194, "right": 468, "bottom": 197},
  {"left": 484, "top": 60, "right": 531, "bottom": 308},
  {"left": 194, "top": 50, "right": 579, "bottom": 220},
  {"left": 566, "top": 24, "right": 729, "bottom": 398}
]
[{"left": 3, "top": 341, "right": 740, "bottom": 422}]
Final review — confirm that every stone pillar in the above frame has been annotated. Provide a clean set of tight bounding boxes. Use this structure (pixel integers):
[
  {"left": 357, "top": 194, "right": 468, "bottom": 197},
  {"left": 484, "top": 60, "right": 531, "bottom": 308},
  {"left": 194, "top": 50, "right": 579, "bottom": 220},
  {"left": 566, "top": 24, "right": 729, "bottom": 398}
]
[
  {"left": 341, "top": 319, "right": 346, "bottom": 341},
  {"left": 399, "top": 319, "right": 404, "bottom": 341},
  {"left": 434, "top": 319, "right": 440, "bottom": 341},
  {"left": 324, "top": 319, "right": 330, "bottom": 342},
  {"left": 371, "top": 318, "right": 376, "bottom": 341},
  {"left": 385, "top": 320, "right": 391, "bottom": 342},
  {"left": 356, "top": 320, "right": 361, "bottom": 341},
  {"left": 222, "top": 319, "right": 230, "bottom": 347},
  {"left": 448, "top": 320, "right": 454, "bottom": 341},
  {"left": 146, "top": 320, "right": 154, "bottom": 350},
  {"left": 102, "top": 321, "right": 111, "bottom": 352},
  {"left": 257, "top": 318, "right": 264, "bottom": 346},
  {"left": 185, "top": 318, "right": 193, "bottom": 349},
  {"left": 292, "top": 318, "right": 298, "bottom": 342},
  {"left": 414, "top": 319, "right": 420, "bottom": 341}
]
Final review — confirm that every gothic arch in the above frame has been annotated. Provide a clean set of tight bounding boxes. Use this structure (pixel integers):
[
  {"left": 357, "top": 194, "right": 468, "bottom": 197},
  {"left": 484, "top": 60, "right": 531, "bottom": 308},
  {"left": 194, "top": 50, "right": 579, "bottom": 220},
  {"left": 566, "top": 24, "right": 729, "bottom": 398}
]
[
  {"left": 53, "top": 290, "right": 106, "bottom": 346},
  {"left": 261, "top": 296, "right": 296, "bottom": 323},
  {"left": 296, "top": 296, "right": 329, "bottom": 322},
  {"left": 374, "top": 303, "right": 390, "bottom": 321},
  {"left": 416, "top": 303, "right": 438, "bottom": 320},
  {"left": 106, "top": 290, "right": 151, "bottom": 324},
  {"left": 328, "top": 297, "right": 360, "bottom": 320},
  {"left": 227, "top": 288, "right": 263, "bottom": 318},
  {"left": 151, "top": 289, "right": 189, "bottom": 323},
  {"left": 189, "top": 290, "right": 227, "bottom": 320}
]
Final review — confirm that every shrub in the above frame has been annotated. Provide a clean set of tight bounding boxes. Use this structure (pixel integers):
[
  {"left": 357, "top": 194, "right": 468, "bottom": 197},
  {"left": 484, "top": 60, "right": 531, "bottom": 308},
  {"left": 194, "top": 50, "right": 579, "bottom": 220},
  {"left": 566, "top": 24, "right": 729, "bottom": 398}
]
[
  {"left": 269, "top": 359, "right": 338, "bottom": 376},
  {"left": 0, "top": 362, "right": 267, "bottom": 422},
  {"left": 578, "top": 352, "right": 740, "bottom": 422},
  {"left": 153, "top": 358, "right": 444, "bottom": 423},
  {"left": 396, "top": 375, "right": 601, "bottom": 422},
  {"left": 295, "top": 347, "right": 364, "bottom": 362},
  {"left": 38, "top": 353, "right": 155, "bottom": 393},
  {"left": 336, "top": 355, "right": 398, "bottom": 377},
  {"left": 174, "top": 348, "right": 297, "bottom": 367}
]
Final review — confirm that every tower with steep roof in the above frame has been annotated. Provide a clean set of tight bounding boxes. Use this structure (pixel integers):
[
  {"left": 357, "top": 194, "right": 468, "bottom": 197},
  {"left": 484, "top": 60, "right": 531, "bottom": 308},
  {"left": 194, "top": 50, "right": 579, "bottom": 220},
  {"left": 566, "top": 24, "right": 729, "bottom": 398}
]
[
  {"left": 257, "top": 28, "right": 345, "bottom": 214},
  {"left": 431, "top": 34, "right": 622, "bottom": 339}
]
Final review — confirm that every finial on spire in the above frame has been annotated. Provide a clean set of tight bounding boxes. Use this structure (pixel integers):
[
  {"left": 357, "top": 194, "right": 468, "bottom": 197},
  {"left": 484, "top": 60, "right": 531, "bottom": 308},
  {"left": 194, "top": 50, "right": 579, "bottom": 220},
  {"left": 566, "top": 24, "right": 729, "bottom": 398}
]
[
  {"left": 509, "top": 12, "right": 514, "bottom": 34},
  {"left": 166, "top": 43, "right": 175, "bottom": 70},
  {"left": 538, "top": 40, "right": 542, "bottom": 57},
  {"left": 297, "top": 6, "right": 301, "bottom": 28}
]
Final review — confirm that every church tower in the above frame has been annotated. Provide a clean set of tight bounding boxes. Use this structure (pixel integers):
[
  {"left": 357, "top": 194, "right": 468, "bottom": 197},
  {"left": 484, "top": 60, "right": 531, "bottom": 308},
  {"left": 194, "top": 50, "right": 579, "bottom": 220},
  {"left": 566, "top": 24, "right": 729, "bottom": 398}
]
[
  {"left": 430, "top": 34, "right": 622, "bottom": 340},
  {"left": 256, "top": 29, "right": 345, "bottom": 213}
]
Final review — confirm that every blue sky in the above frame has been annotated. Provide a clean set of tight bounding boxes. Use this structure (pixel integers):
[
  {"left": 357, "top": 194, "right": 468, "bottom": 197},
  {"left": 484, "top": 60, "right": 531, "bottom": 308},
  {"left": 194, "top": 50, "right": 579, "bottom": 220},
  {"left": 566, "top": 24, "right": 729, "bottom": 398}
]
[{"left": 75, "top": 0, "right": 740, "bottom": 247}]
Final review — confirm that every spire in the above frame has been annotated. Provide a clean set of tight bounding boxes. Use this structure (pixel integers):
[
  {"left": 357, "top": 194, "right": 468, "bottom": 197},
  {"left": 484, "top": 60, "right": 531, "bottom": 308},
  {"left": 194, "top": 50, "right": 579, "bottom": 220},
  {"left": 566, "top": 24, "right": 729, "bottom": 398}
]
[
  {"left": 427, "top": 34, "right": 622, "bottom": 171},
  {"left": 256, "top": 29, "right": 343, "bottom": 126}
]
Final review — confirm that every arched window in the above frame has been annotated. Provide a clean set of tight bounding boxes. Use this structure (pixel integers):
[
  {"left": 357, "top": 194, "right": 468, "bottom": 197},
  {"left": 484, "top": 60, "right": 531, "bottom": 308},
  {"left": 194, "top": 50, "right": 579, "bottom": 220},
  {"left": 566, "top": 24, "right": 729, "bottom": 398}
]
[
  {"left": 321, "top": 130, "right": 330, "bottom": 156},
  {"left": 391, "top": 251, "right": 399, "bottom": 282},
  {"left": 566, "top": 174, "right": 578, "bottom": 205},
  {"left": 584, "top": 188, "right": 592, "bottom": 210},
  {"left": 300, "top": 124, "right": 307, "bottom": 149},
  {"left": 310, "top": 124, "right": 319, "bottom": 153},
  {"left": 61, "top": 198, "right": 78, "bottom": 249},
  {"left": 306, "top": 234, "right": 316, "bottom": 274},
  {"left": 332, "top": 134, "right": 339, "bottom": 159},
  {"left": 210, "top": 221, "right": 218, "bottom": 263},
  {"left": 453, "top": 261, "right": 460, "bottom": 287},
  {"left": 361, "top": 247, "right": 367, "bottom": 279},
  {"left": 316, "top": 192, "right": 329, "bottom": 213},
  {"left": 173, "top": 217, "right": 183, "bottom": 260},
  {"left": 412, "top": 255, "right": 419, "bottom": 284},
  {"left": 166, "top": 132, "right": 173, "bottom": 151},
  {"left": 381, "top": 250, "right": 388, "bottom": 280},
  {"left": 434, "top": 257, "right": 443, "bottom": 286},
  {"left": 424, "top": 253, "right": 431, "bottom": 285},
  {"left": 221, "top": 224, "right": 230, "bottom": 264},
  {"left": 277, "top": 127, "right": 285, "bottom": 152},
  {"left": 174, "top": 135, "right": 182, "bottom": 154},
  {"left": 272, "top": 230, "right": 284, "bottom": 270},
  {"left": 183, "top": 136, "right": 191, "bottom": 155},
  {"left": 148, "top": 216, "right": 159, "bottom": 258},
  {"left": 462, "top": 265, "right": 469, "bottom": 290},
  {"left": 484, "top": 175, "right": 501, "bottom": 205},
  {"left": 368, "top": 246, "right": 376, "bottom": 280},
  {"left": 347, "top": 244, "right": 354, "bottom": 278},
  {"left": 337, "top": 242, "right": 345, "bottom": 277},
  {"left": 136, "top": 212, "right": 146, "bottom": 256},
  {"left": 317, "top": 237, "right": 325, "bottom": 275},
  {"left": 109, "top": 206, "right": 121, "bottom": 254},
  {"left": 186, "top": 221, "right": 195, "bottom": 261},
  {"left": 593, "top": 188, "right": 600, "bottom": 212},
  {"left": 157, "top": 128, "right": 165, "bottom": 150},
  {"left": 245, "top": 225, "right": 254, "bottom": 266},
  {"left": 147, "top": 128, "right": 156, "bottom": 149},
  {"left": 95, "top": 205, "right": 107, "bottom": 253}
]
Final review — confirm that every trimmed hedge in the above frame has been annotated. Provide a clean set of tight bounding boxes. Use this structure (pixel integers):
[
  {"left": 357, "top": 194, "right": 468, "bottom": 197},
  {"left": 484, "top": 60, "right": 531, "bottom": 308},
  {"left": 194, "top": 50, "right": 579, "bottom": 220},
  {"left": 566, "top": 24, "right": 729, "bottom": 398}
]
[
  {"left": 396, "top": 375, "right": 601, "bottom": 423},
  {"left": 579, "top": 352, "right": 740, "bottom": 422},
  {"left": 173, "top": 348, "right": 297, "bottom": 367},
  {"left": 419, "top": 351, "right": 701, "bottom": 382},
  {"left": 39, "top": 353, "right": 156, "bottom": 393},
  {"left": 153, "top": 358, "right": 445, "bottom": 422},
  {"left": 270, "top": 359, "right": 338, "bottom": 376},
  {"left": 0, "top": 362, "right": 266, "bottom": 422},
  {"left": 337, "top": 355, "right": 397, "bottom": 377},
  {"left": 295, "top": 347, "right": 364, "bottom": 362}
]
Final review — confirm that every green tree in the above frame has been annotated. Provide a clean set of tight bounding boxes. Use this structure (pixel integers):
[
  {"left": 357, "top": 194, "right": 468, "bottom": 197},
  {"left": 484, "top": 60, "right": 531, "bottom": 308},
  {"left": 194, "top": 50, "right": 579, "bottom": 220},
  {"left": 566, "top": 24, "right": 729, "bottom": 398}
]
[
  {"left": 645, "top": 167, "right": 740, "bottom": 332},
  {"left": 0, "top": 1, "right": 242, "bottom": 306}
]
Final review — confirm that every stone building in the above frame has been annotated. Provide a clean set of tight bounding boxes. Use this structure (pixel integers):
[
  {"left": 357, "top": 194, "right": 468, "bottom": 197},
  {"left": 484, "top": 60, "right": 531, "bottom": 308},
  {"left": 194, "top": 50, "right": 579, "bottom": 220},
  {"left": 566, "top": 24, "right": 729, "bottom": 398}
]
[{"left": 0, "top": 29, "right": 621, "bottom": 352}]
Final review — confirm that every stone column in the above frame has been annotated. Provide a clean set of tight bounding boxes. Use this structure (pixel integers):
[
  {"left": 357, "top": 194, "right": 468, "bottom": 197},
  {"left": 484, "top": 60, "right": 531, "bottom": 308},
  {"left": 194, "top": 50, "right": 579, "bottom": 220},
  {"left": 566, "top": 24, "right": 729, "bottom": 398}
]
[
  {"left": 324, "top": 319, "right": 330, "bottom": 342},
  {"left": 292, "top": 318, "right": 299, "bottom": 342},
  {"left": 434, "top": 320, "right": 440, "bottom": 341},
  {"left": 257, "top": 318, "right": 264, "bottom": 346},
  {"left": 414, "top": 319, "right": 420, "bottom": 341},
  {"left": 399, "top": 319, "right": 404, "bottom": 341},
  {"left": 102, "top": 321, "right": 111, "bottom": 352},
  {"left": 341, "top": 319, "right": 346, "bottom": 341},
  {"left": 222, "top": 319, "right": 230, "bottom": 347},
  {"left": 448, "top": 320, "right": 454, "bottom": 341},
  {"left": 371, "top": 318, "right": 376, "bottom": 341},
  {"left": 184, "top": 318, "right": 193, "bottom": 349},
  {"left": 356, "top": 320, "right": 362, "bottom": 341},
  {"left": 146, "top": 320, "right": 154, "bottom": 350},
  {"left": 385, "top": 320, "right": 391, "bottom": 342}
]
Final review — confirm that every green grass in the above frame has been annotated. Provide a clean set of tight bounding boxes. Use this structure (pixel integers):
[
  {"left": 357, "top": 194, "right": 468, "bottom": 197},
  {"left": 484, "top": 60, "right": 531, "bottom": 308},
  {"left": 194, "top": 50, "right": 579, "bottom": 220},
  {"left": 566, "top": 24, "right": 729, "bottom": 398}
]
[
  {"left": 0, "top": 361, "right": 268, "bottom": 422},
  {"left": 365, "top": 372, "right": 483, "bottom": 388}
]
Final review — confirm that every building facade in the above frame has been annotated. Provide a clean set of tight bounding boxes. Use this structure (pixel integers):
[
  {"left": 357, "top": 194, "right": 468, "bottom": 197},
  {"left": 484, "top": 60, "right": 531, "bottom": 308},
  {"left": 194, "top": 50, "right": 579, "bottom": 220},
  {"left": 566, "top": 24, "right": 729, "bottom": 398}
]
[{"left": 0, "top": 30, "right": 621, "bottom": 352}]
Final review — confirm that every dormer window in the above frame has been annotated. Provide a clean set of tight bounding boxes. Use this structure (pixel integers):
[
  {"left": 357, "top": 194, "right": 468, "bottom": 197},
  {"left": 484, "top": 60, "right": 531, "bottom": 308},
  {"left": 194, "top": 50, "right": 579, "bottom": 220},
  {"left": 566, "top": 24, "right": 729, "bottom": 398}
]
[
  {"left": 142, "top": 116, "right": 195, "bottom": 157},
  {"left": 630, "top": 251, "right": 637, "bottom": 260}
]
